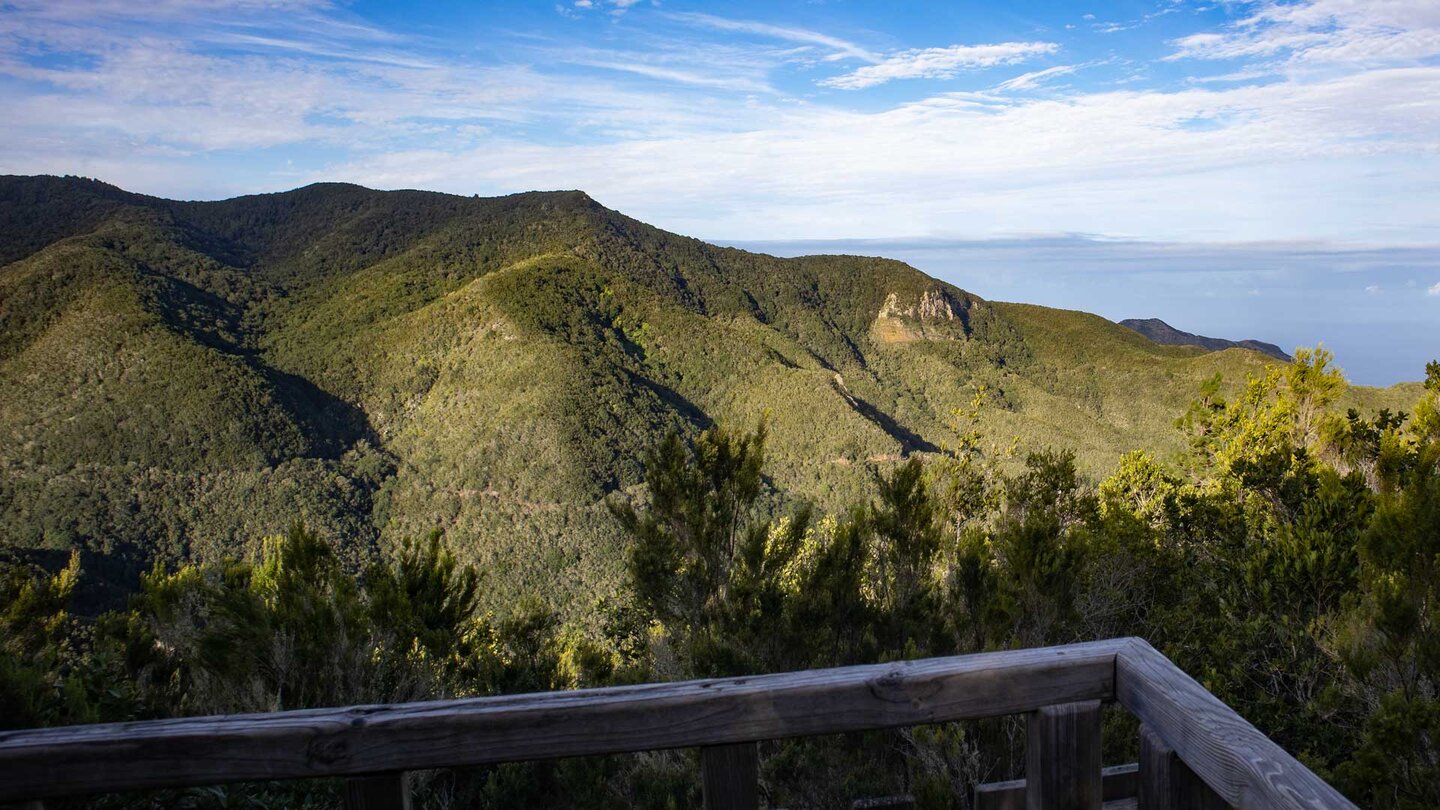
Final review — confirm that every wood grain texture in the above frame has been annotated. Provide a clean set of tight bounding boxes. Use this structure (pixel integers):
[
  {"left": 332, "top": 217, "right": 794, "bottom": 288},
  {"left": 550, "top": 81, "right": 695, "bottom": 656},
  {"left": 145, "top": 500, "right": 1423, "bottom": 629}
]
[
  {"left": 0, "top": 639, "right": 1124, "bottom": 802},
  {"left": 1116, "top": 639, "right": 1356, "bottom": 810},
  {"left": 343, "top": 772, "right": 411, "bottom": 810},
  {"left": 975, "top": 763, "right": 1139, "bottom": 810},
  {"left": 702, "top": 743, "right": 758, "bottom": 810},
  {"left": 1139, "top": 725, "right": 1228, "bottom": 810},
  {"left": 1026, "top": 700, "right": 1102, "bottom": 810}
]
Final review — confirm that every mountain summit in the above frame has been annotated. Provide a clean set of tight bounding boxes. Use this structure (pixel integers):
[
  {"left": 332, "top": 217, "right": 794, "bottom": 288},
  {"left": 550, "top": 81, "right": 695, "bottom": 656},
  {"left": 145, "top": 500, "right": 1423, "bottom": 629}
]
[{"left": 1118, "top": 318, "right": 1292, "bottom": 362}]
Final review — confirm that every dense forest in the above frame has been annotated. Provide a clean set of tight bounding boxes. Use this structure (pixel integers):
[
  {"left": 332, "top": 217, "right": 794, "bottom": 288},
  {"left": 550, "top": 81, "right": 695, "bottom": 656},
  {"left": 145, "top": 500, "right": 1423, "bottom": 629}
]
[
  {"left": 2, "top": 177, "right": 1435, "bottom": 807},
  {"left": 3, "top": 349, "right": 1438, "bottom": 808}
]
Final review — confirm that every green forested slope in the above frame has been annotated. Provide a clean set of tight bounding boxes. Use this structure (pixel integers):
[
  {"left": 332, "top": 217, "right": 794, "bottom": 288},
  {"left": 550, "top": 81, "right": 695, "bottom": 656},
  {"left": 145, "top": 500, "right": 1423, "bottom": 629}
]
[{"left": 0, "top": 175, "right": 1416, "bottom": 612}]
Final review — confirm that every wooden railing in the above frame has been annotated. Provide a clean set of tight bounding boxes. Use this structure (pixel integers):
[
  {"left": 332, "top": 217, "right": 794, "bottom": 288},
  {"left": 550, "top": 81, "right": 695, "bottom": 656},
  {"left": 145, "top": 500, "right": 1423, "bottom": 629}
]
[{"left": 0, "top": 638, "right": 1355, "bottom": 809}]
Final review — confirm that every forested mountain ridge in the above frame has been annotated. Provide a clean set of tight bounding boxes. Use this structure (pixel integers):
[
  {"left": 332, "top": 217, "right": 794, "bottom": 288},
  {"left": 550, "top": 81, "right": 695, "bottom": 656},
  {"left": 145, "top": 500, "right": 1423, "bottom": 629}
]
[{"left": 0, "top": 175, "right": 1414, "bottom": 613}]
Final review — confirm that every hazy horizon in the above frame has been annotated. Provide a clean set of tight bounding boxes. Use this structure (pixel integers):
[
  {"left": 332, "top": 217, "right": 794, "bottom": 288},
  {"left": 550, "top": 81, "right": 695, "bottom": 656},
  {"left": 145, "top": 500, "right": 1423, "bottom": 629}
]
[{"left": 727, "top": 234, "right": 1440, "bottom": 387}]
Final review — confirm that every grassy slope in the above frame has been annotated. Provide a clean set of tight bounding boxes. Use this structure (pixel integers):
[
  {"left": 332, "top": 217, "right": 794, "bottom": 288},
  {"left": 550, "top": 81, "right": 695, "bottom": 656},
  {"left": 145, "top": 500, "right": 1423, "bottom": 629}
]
[{"left": 0, "top": 176, "right": 1424, "bottom": 613}]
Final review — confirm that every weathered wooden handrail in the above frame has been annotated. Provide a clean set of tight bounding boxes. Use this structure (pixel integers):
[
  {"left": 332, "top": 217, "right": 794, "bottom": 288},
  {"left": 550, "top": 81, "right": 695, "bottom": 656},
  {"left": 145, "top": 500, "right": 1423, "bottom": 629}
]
[
  {"left": 1116, "top": 638, "right": 1350, "bottom": 809},
  {"left": 0, "top": 637, "right": 1357, "bottom": 809}
]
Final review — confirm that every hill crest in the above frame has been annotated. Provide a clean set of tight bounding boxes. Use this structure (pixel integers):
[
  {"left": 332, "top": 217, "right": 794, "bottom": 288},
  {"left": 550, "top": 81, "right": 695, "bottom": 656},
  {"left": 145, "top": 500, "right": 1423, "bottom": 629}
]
[{"left": 1119, "top": 317, "right": 1292, "bottom": 362}]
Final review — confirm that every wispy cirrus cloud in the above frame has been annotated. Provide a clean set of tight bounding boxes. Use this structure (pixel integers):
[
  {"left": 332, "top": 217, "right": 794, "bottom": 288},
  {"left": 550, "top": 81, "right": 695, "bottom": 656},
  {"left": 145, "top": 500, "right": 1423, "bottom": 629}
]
[
  {"left": 0, "top": 0, "right": 781, "bottom": 168},
  {"left": 564, "top": 0, "right": 646, "bottom": 17},
  {"left": 561, "top": 55, "right": 774, "bottom": 93},
  {"left": 1169, "top": 0, "right": 1440, "bottom": 66},
  {"left": 994, "top": 64, "right": 1080, "bottom": 92},
  {"left": 0, "top": 0, "right": 333, "bottom": 20},
  {"left": 665, "top": 11, "right": 879, "bottom": 63},
  {"left": 820, "top": 42, "right": 1059, "bottom": 90}
]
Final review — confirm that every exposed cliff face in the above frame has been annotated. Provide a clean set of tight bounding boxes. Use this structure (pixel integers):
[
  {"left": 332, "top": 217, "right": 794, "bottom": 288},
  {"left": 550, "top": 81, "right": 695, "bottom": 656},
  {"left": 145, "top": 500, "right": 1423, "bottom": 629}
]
[{"left": 871, "top": 288, "right": 970, "bottom": 343}]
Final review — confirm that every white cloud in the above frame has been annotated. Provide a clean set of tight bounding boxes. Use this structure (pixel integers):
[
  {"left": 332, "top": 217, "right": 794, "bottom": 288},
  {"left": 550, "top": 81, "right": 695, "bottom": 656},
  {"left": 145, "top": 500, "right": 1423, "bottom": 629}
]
[
  {"left": 562, "top": 58, "right": 773, "bottom": 93},
  {"left": 995, "top": 64, "right": 1079, "bottom": 92},
  {"left": 821, "top": 42, "right": 1058, "bottom": 89},
  {"left": 0, "top": 0, "right": 332, "bottom": 19},
  {"left": 0, "top": 3, "right": 777, "bottom": 160},
  {"left": 313, "top": 66, "right": 1440, "bottom": 243},
  {"left": 1365, "top": 284, "right": 1381, "bottom": 294},
  {"left": 557, "top": 0, "right": 648, "bottom": 16},
  {"left": 1428, "top": 281, "right": 1440, "bottom": 296},
  {"left": 1169, "top": 0, "right": 1440, "bottom": 66},
  {"left": 2, "top": 0, "right": 1438, "bottom": 248},
  {"left": 666, "top": 12, "right": 879, "bottom": 63}
]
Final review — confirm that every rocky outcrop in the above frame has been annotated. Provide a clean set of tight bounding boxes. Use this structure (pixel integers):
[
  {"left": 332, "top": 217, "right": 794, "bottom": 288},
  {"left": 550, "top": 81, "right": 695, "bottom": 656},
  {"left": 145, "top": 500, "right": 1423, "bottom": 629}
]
[{"left": 872, "top": 288, "right": 969, "bottom": 343}]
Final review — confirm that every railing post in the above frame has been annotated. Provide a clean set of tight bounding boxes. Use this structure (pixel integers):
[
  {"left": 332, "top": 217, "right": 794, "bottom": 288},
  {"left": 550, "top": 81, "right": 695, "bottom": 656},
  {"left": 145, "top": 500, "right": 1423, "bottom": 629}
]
[
  {"left": 1139, "top": 725, "right": 1226, "bottom": 809},
  {"left": 342, "top": 772, "right": 411, "bottom": 810},
  {"left": 701, "top": 742, "right": 759, "bottom": 810},
  {"left": 1026, "top": 700, "right": 1102, "bottom": 810}
]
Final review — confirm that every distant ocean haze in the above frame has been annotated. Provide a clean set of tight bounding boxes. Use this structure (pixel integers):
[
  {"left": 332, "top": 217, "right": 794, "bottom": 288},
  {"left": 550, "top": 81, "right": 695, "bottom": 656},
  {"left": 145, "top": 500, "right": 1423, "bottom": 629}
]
[{"left": 723, "top": 236, "right": 1440, "bottom": 387}]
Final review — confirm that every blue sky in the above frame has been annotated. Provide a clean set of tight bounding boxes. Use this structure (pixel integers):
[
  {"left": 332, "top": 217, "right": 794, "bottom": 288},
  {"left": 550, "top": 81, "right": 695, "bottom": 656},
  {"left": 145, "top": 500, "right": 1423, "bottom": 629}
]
[{"left": 1, "top": 0, "right": 1437, "bottom": 384}]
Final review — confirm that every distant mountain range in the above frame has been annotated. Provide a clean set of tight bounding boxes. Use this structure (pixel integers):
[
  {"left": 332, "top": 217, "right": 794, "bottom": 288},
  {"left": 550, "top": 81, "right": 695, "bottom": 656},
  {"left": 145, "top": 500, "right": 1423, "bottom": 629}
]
[
  {"left": 0, "top": 176, "right": 1411, "bottom": 612},
  {"left": 1119, "top": 318, "right": 1292, "bottom": 362}
]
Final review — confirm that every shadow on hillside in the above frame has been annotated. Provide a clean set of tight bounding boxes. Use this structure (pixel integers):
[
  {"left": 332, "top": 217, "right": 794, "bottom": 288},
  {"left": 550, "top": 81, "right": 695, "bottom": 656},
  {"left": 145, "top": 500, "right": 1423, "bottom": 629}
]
[
  {"left": 262, "top": 366, "right": 375, "bottom": 459},
  {"left": 830, "top": 381, "right": 939, "bottom": 455},
  {"left": 627, "top": 370, "right": 714, "bottom": 431},
  {"left": 1, "top": 545, "right": 149, "bottom": 616}
]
